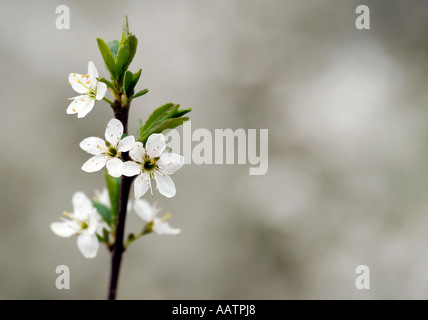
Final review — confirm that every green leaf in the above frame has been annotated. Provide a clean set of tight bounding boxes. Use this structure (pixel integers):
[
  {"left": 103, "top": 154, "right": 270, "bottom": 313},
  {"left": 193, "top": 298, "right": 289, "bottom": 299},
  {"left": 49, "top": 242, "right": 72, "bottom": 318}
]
[
  {"left": 124, "top": 69, "right": 142, "bottom": 98},
  {"left": 172, "top": 108, "right": 192, "bottom": 118},
  {"left": 123, "top": 71, "right": 133, "bottom": 98},
  {"left": 153, "top": 117, "right": 189, "bottom": 133},
  {"left": 98, "top": 77, "right": 115, "bottom": 91},
  {"left": 138, "top": 103, "right": 191, "bottom": 144},
  {"left": 97, "top": 38, "right": 117, "bottom": 79},
  {"left": 133, "top": 69, "right": 142, "bottom": 84},
  {"left": 132, "top": 89, "right": 149, "bottom": 99},
  {"left": 104, "top": 171, "right": 121, "bottom": 226},
  {"left": 116, "top": 34, "right": 138, "bottom": 82},
  {"left": 108, "top": 40, "right": 120, "bottom": 60},
  {"left": 93, "top": 202, "right": 112, "bottom": 226},
  {"left": 141, "top": 103, "right": 175, "bottom": 133},
  {"left": 123, "top": 15, "right": 130, "bottom": 38}
]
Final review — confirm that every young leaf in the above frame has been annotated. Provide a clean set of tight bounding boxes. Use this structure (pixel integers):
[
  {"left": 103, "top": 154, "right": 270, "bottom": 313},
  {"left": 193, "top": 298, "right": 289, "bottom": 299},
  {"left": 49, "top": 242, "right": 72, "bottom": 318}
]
[
  {"left": 123, "top": 15, "right": 130, "bottom": 38},
  {"left": 140, "top": 103, "right": 175, "bottom": 133},
  {"left": 93, "top": 202, "right": 112, "bottom": 226},
  {"left": 108, "top": 40, "right": 120, "bottom": 60},
  {"left": 172, "top": 108, "right": 192, "bottom": 118},
  {"left": 123, "top": 71, "right": 133, "bottom": 97},
  {"left": 116, "top": 34, "right": 138, "bottom": 82},
  {"left": 139, "top": 117, "right": 189, "bottom": 144},
  {"left": 104, "top": 171, "right": 121, "bottom": 226},
  {"left": 97, "top": 38, "right": 117, "bottom": 79},
  {"left": 132, "top": 89, "right": 149, "bottom": 99},
  {"left": 132, "top": 69, "right": 142, "bottom": 85},
  {"left": 138, "top": 103, "right": 191, "bottom": 144},
  {"left": 124, "top": 69, "right": 142, "bottom": 98}
]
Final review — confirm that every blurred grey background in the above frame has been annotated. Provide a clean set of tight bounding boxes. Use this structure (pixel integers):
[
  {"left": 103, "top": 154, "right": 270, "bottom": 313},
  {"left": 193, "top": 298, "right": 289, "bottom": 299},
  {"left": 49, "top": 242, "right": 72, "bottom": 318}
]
[{"left": 1, "top": 0, "right": 428, "bottom": 299}]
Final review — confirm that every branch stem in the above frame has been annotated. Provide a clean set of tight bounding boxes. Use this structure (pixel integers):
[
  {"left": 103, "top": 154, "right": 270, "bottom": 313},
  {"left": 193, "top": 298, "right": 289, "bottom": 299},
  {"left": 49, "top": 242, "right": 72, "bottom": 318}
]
[{"left": 107, "top": 100, "right": 132, "bottom": 300}]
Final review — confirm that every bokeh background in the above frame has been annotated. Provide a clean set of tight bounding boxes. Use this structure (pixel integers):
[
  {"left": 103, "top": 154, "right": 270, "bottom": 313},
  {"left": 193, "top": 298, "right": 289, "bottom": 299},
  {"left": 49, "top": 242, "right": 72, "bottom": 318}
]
[{"left": 2, "top": 0, "right": 428, "bottom": 299}]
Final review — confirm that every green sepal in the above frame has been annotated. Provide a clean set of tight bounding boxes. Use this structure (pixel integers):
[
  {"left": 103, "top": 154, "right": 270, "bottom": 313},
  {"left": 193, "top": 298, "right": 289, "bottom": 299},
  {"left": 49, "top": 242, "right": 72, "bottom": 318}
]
[{"left": 96, "top": 228, "right": 110, "bottom": 244}]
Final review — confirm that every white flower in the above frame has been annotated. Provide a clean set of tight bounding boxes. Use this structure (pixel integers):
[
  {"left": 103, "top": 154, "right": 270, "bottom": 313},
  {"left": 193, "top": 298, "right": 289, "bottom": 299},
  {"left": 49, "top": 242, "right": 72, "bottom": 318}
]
[
  {"left": 133, "top": 199, "right": 181, "bottom": 235},
  {"left": 50, "top": 192, "right": 101, "bottom": 259},
  {"left": 80, "top": 118, "right": 135, "bottom": 177},
  {"left": 122, "top": 133, "right": 184, "bottom": 198},
  {"left": 67, "top": 61, "right": 107, "bottom": 118}
]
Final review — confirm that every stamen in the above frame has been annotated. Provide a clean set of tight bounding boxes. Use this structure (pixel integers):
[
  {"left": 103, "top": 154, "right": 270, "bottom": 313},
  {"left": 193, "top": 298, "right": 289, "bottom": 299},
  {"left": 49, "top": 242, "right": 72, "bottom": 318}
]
[
  {"left": 161, "top": 213, "right": 173, "bottom": 221},
  {"left": 86, "top": 80, "right": 90, "bottom": 84},
  {"left": 86, "top": 74, "right": 89, "bottom": 78}
]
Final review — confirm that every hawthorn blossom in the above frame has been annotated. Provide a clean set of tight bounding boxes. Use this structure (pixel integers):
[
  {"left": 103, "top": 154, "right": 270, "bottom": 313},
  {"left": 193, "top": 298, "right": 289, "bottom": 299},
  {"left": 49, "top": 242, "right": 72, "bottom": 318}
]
[
  {"left": 50, "top": 192, "right": 101, "bottom": 259},
  {"left": 122, "top": 133, "right": 184, "bottom": 198},
  {"left": 67, "top": 61, "right": 107, "bottom": 118},
  {"left": 80, "top": 118, "right": 135, "bottom": 177},
  {"left": 134, "top": 199, "right": 181, "bottom": 235}
]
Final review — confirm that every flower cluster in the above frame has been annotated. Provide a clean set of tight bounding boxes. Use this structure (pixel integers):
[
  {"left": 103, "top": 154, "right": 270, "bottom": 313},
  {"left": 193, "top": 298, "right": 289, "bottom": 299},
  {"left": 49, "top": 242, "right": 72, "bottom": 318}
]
[
  {"left": 51, "top": 190, "right": 179, "bottom": 258},
  {"left": 51, "top": 61, "right": 185, "bottom": 258},
  {"left": 80, "top": 119, "right": 184, "bottom": 198}
]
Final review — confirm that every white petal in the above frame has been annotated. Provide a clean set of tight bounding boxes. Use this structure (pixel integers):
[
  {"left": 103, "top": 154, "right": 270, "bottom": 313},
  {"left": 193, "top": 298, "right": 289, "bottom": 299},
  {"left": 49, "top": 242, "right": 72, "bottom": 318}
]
[
  {"left": 72, "top": 191, "right": 93, "bottom": 212},
  {"left": 66, "top": 95, "right": 84, "bottom": 114},
  {"left": 129, "top": 142, "right": 145, "bottom": 162},
  {"left": 105, "top": 119, "right": 123, "bottom": 147},
  {"left": 134, "top": 174, "right": 151, "bottom": 199},
  {"left": 158, "top": 153, "right": 184, "bottom": 175},
  {"left": 88, "top": 61, "right": 99, "bottom": 83},
  {"left": 85, "top": 214, "right": 100, "bottom": 235},
  {"left": 154, "top": 172, "right": 176, "bottom": 198},
  {"left": 81, "top": 155, "right": 108, "bottom": 172},
  {"left": 95, "top": 81, "right": 107, "bottom": 100},
  {"left": 118, "top": 135, "right": 135, "bottom": 153},
  {"left": 79, "top": 137, "right": 107, "bottom": 155},
  {"left": 153, "top": 219, "right": 181, "bottom": 235},
  {"left": 77, "top": 234, "right": 99, "bottom": 259},
  {"left": 50, "top": 221, "right": 78, "bottom": 237},
  {"left": 145, "top": 134, "right": 166, "bottom": 159},
  {"left": 68, "top": 73, "right": 88, "bottom": 94},
  {"left": 133, "top": 199, "right": 157, "bottom": 222},
  {"left": 72, "top": 191, "right": 95, "bottom": 220},
  {"left": 106, "top": 158, "right": 123, "bottom": 178},
  {"left": 94, "top": 188, "right": 110, "bottom": 208},
  {"left": 122, "top": 161, "right": 141, "bottom": 177},
  {"left": 77, "top": 99, "right": 95, "bottom": 118}
]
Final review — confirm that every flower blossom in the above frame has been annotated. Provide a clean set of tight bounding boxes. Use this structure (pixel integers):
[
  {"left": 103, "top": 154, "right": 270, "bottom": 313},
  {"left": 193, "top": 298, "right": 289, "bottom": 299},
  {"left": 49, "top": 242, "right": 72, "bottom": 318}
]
[
  {"left": 122, "top": 133, "right": 184, "bottom": 198},
  {"left": 67, "top": 61, "right": 107, "bottom": 118},
  {"left": 80, "top": 118, "right": 135, "bottom": 177},
  {"left": 50, "top": 192, "right": 102, "bottom": 259},
  {"left": 134, "top": 199, "right": 181, "bottom": 235}
]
